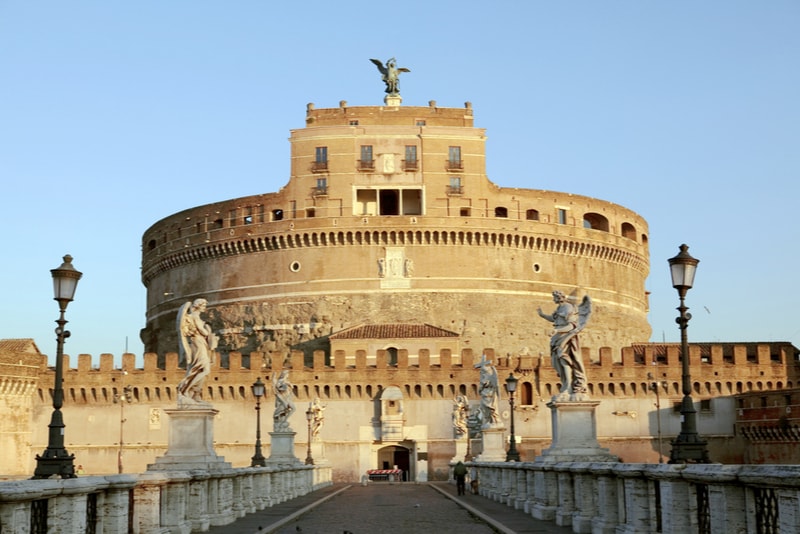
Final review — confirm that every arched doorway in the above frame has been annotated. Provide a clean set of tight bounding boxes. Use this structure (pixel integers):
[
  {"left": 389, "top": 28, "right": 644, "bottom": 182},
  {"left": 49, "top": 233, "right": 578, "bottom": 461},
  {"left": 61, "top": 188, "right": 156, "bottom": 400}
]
[{"left": 377, "top": 444, "right": 410, "bottom": 480}]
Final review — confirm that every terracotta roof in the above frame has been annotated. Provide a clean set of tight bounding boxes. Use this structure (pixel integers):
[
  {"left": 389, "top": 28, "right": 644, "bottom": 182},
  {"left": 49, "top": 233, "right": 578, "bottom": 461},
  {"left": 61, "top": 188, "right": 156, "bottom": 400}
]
[
  {"left": 329, "top": 324, "right": 459, "bottom": 340},
  {"left": 0, "top": 338, "right": 41, "bottom": 354}
]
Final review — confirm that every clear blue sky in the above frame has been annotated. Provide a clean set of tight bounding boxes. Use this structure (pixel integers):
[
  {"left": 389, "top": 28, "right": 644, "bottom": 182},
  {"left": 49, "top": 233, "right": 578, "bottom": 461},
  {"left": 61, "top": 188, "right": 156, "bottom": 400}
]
[{"left": 2, "top": 1, "right": 798, "bottom": 362}]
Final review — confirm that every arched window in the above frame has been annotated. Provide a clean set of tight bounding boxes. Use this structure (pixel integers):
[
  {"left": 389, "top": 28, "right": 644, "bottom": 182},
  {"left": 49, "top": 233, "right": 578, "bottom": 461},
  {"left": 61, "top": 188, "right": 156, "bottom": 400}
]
[
  {"left": 495, "top": 206, "right": 508, "bottom": 218},
  {"left": 520, "top": 382, "right": 533, "bottom": 405},
  {"left": 621, "top": 222, "right": 636, "bottom": 240},
  {"left": 583, "top": 212, "right": 609, "bottom": 232},
  {"left": 525, "top": 209, "right": 539, "bottom": 221},
  {"left": 387, "top": 347, "right": 398, "bottom": 367}
]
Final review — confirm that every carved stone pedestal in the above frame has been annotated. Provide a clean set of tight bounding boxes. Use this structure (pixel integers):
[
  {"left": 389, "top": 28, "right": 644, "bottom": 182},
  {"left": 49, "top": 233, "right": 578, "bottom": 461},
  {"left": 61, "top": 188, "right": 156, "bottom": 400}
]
[
  {"left": 451, "top": 436, "right": 468, "bottom": 463},
  {"left": 476, "top": 426, "right": 507, "bottom": 462},
  {"left": 268, "top": 431, "right": 301, "bottom": 465},
  {"left": 536, "top": 400, "right": 618, "bottom": 463},
  {"left": 147, "top": 407, "right": 231, "bottom": 471},
  {"left": 310, "top": 440, "right": 329, "bottom": 466}
]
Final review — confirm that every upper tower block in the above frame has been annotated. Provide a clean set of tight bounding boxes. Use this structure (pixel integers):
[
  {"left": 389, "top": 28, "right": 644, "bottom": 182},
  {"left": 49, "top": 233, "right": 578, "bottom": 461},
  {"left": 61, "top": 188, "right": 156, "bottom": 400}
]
[{"left": 304, "top": 100, "right": 474, "bottom": 127}]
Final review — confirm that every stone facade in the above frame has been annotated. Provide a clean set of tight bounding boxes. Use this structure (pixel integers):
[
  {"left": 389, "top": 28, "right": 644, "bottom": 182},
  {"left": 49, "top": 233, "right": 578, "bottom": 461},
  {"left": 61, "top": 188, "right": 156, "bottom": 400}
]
[{"left": 140, "top": 100, "right": 650, "bottom": 361}]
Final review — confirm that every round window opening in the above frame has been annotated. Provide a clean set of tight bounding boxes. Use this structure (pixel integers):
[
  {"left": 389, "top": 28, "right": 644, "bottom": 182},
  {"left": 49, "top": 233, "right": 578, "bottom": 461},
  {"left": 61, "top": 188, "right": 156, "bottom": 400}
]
[
  {"left": 532, "top": 263, "right": 541, "bottom": 273},
  {"left": 289, "top": 261, "right": 301, "bottom": 272}
]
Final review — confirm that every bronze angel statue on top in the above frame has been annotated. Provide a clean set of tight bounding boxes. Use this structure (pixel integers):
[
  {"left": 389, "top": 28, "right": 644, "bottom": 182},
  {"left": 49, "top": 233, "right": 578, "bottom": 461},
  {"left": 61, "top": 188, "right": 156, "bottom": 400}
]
[
  {"left": 370, "top": 57, "right": 410, "bottom": 96},
  {"left": 537, "top": 291, "right": 593, "bottom": 402}
]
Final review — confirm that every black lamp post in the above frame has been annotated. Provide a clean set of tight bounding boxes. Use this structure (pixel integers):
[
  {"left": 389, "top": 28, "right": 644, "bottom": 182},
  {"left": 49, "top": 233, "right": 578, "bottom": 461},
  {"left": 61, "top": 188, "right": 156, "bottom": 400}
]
[
  {"left": 33, "top": 255, "right": 82, "bottom": 479},
  {"left": 505, "top": 373, "right": 520, "bottom": 462},
  {"left": 667, "top": 244, "right": 709, "bottom": 463},
  {"left": 305, "top": 405, "right": 314, "bottom": 465},
  {"left": 250, "top": 377, "right": 266, "bottom": 467}
]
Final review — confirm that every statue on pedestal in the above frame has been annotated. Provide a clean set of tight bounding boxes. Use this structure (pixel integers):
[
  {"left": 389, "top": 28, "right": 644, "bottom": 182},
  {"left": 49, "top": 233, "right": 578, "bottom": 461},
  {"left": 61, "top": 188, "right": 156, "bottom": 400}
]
[
  {"left": 474, "top": 354, "right": 501, "bottom": 428},
  {"left": 272, "top": 370, "right": 296, "bottom": 431},
  {"left": 310, "top": 397, "right": 327, "bottom": 439},
  {"left": 176, "top": 299, "right": 218, "bottom": 407},
  {"left": 452, "top": 395, "right": 469, "bottom": 436},
  {"left": 537, "top": 291, "right": 593, "bottom": 401}
]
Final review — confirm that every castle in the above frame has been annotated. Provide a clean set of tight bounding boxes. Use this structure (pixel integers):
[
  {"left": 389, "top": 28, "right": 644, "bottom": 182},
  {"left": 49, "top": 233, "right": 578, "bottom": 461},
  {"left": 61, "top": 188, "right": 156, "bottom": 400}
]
[{"left": 3, "top": 94, "right": 799, "bottom": 480}]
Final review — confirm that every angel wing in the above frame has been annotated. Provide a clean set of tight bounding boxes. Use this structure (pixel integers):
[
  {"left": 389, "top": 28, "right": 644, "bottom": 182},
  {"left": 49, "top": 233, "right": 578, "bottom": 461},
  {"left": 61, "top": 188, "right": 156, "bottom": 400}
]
[
  {"left": 576, "top": 295, "right": 592, "bottom": 332},
  {"left": 369, "top": 58, "right": 387, "bottom": 76},
  {"left": 397, "top": 67, "right": 411, "bottom": 73},
  {"left": 176, "top": 301, "right": 192, "bottom": 367}
]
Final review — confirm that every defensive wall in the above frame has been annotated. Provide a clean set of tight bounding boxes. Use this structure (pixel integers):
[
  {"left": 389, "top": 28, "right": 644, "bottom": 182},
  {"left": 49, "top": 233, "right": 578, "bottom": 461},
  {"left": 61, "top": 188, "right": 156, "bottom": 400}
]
[{"left": 4, "top": 341, "right": 800, "bottom": 479}]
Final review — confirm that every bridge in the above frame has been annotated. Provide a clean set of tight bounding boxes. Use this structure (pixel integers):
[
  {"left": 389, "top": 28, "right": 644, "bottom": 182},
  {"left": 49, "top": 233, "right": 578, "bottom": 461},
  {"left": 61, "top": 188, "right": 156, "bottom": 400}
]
[
  {"left": 1, "top": 462, "right": 798, "bottom": 533},
  {"left": 207, "top": 481, "right": 570, "bottom": 534}
]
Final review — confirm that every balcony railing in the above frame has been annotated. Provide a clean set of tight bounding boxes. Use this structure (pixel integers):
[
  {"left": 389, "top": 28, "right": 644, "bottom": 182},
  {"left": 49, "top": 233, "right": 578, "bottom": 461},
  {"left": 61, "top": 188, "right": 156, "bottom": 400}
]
[
  {"left": 446, "top": 159, "right": 463, "bottom": 171},
  {"left": 312, "top": 186, "right": 328, "bottom": 197},
  {"left": 311, "top": 161, "right": 328, "bottom": 173},
  {"left": 446, "top": 185, "right": 463, "bottom": 196},
  {"left": 403, "top": 159, "right": 418, "bottom": 171},
  {"left": 358, "top": 159, "right": 375, "bottom": 171}
]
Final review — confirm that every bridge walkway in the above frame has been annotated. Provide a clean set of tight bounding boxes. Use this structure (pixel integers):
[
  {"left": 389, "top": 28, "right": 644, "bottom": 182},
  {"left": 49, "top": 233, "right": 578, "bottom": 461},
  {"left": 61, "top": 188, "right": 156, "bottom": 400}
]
[{"left": 207, "top": 481, "right": 574, "bottom": 534}]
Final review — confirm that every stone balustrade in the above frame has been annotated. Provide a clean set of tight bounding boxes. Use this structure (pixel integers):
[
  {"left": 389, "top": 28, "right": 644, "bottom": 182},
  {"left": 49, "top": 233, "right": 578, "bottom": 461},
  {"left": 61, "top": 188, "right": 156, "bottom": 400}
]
[
  {"left": 0, "top": 465, "right": 332, "bottom": 533},
  {"left": 468, "top": 461, "right": 800, "bottom": 534}
]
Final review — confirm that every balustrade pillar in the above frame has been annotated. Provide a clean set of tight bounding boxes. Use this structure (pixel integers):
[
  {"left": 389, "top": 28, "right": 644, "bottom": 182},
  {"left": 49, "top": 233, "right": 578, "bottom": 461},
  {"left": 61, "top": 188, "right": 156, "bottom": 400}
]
[
  {"left": 554, "top": 465, "right": 575, "bottom": 528},
  {"left": 514, "top": 467, "right": 527, "bottom": 510},
  {"left": 531, "top": 467, "right": 558, "bottom": 521},
  {"left": 614, "top": 463, "right": 651, "bottom": 534},
  {"left": 590, "top": 463, "right": 620, "bottom": 534},
  {"left": 570, "top": 463, "right": 596, "bottom": 534},
  {"left": 523, "top": 468, "right": 536, "bottom": 514}
]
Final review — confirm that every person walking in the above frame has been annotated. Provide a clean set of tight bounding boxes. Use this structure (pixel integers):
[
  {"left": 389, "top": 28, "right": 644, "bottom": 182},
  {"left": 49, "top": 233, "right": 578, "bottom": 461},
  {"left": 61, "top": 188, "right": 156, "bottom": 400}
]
[{"left": 453, "top": 461, "right": 468, "bottom": 496}]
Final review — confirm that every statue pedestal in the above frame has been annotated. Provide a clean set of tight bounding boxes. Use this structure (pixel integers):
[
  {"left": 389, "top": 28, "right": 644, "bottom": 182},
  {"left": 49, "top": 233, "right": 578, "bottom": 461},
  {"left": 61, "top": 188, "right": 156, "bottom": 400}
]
[
  {"left": 535, "top": 400, "right": 618, "bottom": 463},
  {"left": 268, "top": 431, "right": 301, "bottom": 465},
  {"left": 147, "top": 407, "right": 231, "bottom": 471},
  {"left": 310, "top": 440, "right": 329, "bottom": 466},
  {"left": 384, "top": 95, "right": 402, "bottom": 106},
  {"left": 451, "top": 436, "right": 468, "bottom": 463},
  {"left": 476, "top": 426, "right": 507, "bottom": 462}
]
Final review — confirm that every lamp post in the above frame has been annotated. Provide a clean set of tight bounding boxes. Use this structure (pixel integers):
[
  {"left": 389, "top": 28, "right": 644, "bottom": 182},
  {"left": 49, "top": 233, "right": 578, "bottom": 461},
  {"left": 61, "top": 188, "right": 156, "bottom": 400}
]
[
  {"left": 113, "top": 372, "right": 132, "bottom": 474},
  {"left": 504, "top": 373, "right": 521, "bottom": 462},
  {"left": 648, "top": 372, "right": 665, "bottom": 463},
  {"left": 305, "top": 404, "right": 314, "bottom": 465},
  {"left": 667, "top": 244, "right": 709, "bottom": 463},
  {"left": 250, "top": 377, "right": 266, "bottom": 467},
  {"left": 33, "top": 255, "right": 82, "bottom": 479}
]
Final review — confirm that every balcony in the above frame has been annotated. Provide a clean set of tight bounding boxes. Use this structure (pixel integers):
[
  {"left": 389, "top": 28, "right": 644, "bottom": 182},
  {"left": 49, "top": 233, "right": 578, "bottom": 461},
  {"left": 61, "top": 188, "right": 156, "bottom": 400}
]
[
  {"left": 403, "top": 159, "right": 418, "bottom": 171},
  {"left": 311, "top": 161, "right": 328, "bottom": 173},
  {"left": 446, "top": 185, "right": 463, "bottom": 196},
  {"left": 312, "top": 186, "right": 328, "bottom": 197},
  {"left": 358, "top": 159, "right": 375, "bottom": 171},
  {"left": 446, "top": 159, "right": 463, "bottom": 171}
]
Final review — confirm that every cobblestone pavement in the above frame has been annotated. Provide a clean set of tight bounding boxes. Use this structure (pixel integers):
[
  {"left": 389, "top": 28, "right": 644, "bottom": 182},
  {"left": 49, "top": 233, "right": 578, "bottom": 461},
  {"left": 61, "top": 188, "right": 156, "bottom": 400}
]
[{"left": 207, "top": 482, "right": 574, "bottom": 534}]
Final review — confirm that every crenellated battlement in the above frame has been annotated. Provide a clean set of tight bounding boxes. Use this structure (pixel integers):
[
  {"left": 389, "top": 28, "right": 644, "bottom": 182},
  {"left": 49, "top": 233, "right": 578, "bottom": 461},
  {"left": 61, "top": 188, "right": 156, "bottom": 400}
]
[{"left": 24, "top": 341, "right": 799, "bottom": 407}]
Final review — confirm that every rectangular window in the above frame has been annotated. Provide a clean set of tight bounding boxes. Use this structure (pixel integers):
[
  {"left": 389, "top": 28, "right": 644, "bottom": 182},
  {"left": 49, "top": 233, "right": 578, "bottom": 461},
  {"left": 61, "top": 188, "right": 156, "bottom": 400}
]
[
  {"left": 404, "top": 145, "right": 418, "bottom": 170},
  {"left": 558, "top": 208, "right": 568, "bottom": 225},
  {"left": 416, "top": 120, "right": 426, "bottom": 126},
  {"left": 361, "top": 145, "right": 373, "bottom": 162},
  {"left": 349, "top": 120, "right": 359, "bottom": 126},
  {"left": 313, "top": 146, "right": 328, "bottom": 172},
  {"left": 448, "top": 176, "right": 462, "bottom": 195},
  {"left": 700, "top": 399, "right": 712, "bottom": 412},
  {"left": 448, "top": 146, "right": 463, "bottom": 170},
  {"left": 316, "top": 177, "right": 327, "bottom": 190},
  {"left": 359, "top": 145, "right": 374, "bottom": 170}
]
